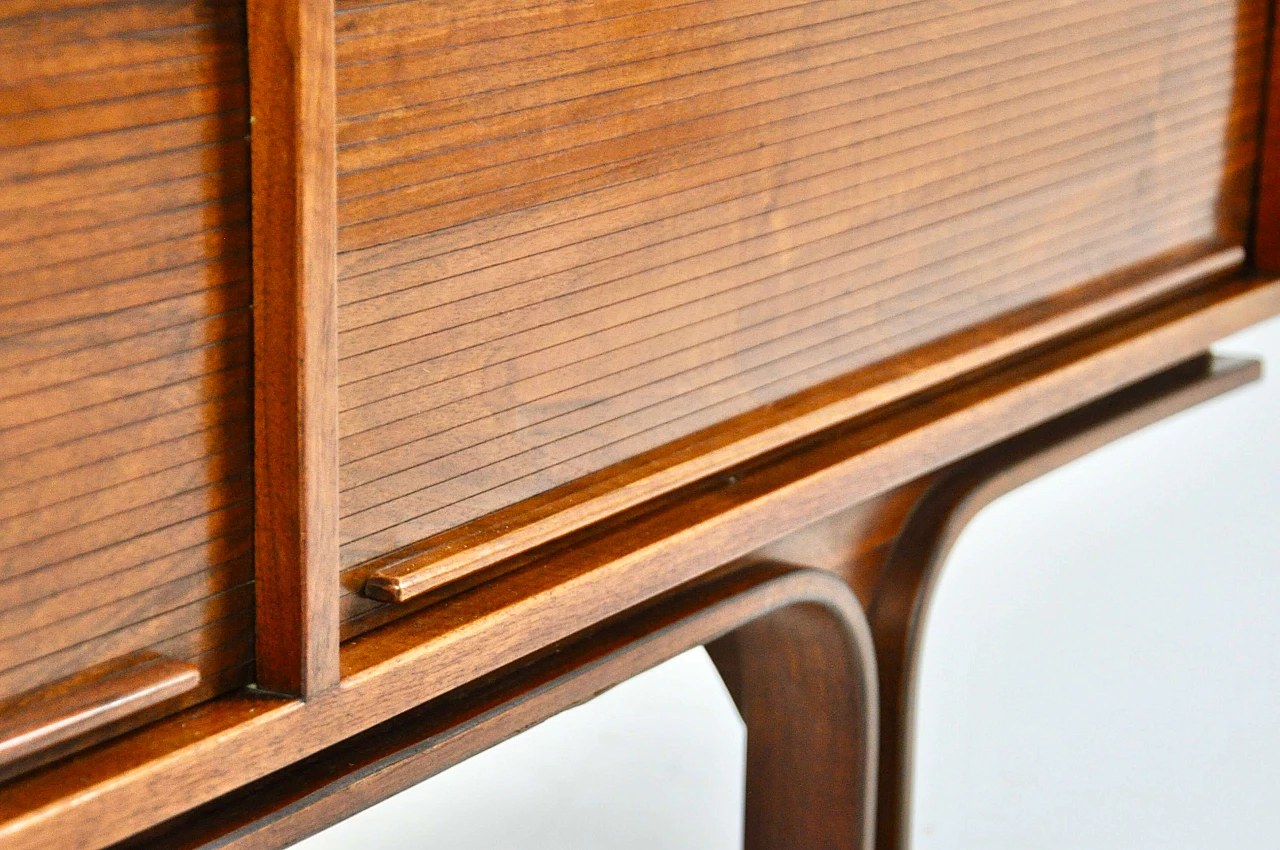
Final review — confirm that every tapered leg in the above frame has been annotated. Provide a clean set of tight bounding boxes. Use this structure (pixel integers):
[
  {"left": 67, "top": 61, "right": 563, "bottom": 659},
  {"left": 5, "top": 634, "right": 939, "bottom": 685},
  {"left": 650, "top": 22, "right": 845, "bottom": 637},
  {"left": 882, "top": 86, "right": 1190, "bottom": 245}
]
[{"left": 709, "top": 599, "right": 878, "bottom": 850}]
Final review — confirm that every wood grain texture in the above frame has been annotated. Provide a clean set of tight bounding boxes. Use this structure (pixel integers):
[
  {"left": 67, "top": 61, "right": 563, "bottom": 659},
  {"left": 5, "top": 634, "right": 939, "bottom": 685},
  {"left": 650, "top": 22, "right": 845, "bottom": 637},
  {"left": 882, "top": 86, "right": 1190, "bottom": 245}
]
[
  {"left": 334, "top": 0, "right": 1269, "bottom": 607},
  {"left": 247, "top": 0, "right": 341, "bottom": 697},
  {"left": 1253, "top": 2, "right": 1280, "bottom": 270},
  {"left": 2, "top": 271, "right": 1273, "bottom": 850},
  {"left": 0, "top": 0, "right": 254, "bottom": 719},
  {"left": 706, "top": 585, "right": 876, "bottom": 850},
  {"left": 110, "top": 563, "right": 876, "bottom": 850},
  {"left": 0, "top": 653, "right": 199, "bottom": 775},
  {"left": 361, "top": 246, "right": 1242, "bottom": 606},
  {"left": 866, "top": 353, "right": 1261, "bottom": 850}
]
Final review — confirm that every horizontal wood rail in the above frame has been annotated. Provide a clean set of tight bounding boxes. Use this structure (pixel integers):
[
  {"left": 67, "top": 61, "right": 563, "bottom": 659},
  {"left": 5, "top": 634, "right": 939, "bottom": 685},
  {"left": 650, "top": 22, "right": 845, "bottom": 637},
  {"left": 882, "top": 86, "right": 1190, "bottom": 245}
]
[
  {"left": 111, "top": 563, "right": 876, "bottom": 850},
  {"left": 0, "top": 270, "right": 1276, "bottom": 850}
]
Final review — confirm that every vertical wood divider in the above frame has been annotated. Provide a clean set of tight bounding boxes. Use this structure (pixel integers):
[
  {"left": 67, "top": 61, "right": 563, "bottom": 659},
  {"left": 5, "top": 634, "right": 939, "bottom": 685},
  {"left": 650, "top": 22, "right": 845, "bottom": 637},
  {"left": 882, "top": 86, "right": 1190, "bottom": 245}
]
[
  {"left": 247, "top": 0, "right": 341, "bottom": 696},
  {"left": 1254, "top": 0, "right": 1280, "bottom": 270}
]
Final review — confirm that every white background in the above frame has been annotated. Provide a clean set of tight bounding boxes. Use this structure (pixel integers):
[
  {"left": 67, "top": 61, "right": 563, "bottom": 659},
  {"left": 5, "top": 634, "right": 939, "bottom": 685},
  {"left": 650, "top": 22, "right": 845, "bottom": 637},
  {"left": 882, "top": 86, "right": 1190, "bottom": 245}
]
[{"left": 298, "top": 314, "right": 1280, "bottom": 849}]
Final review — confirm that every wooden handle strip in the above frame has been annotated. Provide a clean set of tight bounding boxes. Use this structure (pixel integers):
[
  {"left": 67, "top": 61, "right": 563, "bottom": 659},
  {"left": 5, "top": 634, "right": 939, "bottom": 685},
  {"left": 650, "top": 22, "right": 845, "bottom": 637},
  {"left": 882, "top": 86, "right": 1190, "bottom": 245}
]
[{"left": 0, "top": 654, "right": 199, "bottom": 772}]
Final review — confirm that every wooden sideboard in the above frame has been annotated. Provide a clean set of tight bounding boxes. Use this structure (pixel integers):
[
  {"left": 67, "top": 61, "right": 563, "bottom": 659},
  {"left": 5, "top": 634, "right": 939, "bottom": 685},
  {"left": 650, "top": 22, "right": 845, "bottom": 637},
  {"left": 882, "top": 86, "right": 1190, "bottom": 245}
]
[{"left": 1, "top": 0, "right": 1278, "bottom": 846}]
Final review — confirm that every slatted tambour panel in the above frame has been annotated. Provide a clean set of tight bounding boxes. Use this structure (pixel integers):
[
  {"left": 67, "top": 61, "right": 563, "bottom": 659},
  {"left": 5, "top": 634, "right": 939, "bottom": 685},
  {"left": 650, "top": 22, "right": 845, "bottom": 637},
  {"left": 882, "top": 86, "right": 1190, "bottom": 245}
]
[
  {"left": 0, "top": 0, "right": 254, "bottom": 704},
  {"left": 334, "top": 0, "right": 1265, "bottom": 618}
]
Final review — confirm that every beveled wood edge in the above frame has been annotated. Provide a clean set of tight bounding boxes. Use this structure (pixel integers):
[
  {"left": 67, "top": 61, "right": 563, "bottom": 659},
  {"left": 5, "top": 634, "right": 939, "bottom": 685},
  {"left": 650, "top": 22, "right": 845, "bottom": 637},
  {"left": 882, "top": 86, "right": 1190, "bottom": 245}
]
[
  {"left": 867, "top": 353, "right": 1262, "bottom": 850},
  {"left": 0, "top": 654, "right": 199, "bottom": 775},
  {"left": 247, "top": 0, "right": 342, "bottom": 695},
  {"left": 109, "top": 563, "right": 876, "bottom": 850},
  {"left": 2, "top": 272, "right": 1277, "bottom": 850},
  {"left": 363, "top": 244, "right": 1243, "bottom": 604}
]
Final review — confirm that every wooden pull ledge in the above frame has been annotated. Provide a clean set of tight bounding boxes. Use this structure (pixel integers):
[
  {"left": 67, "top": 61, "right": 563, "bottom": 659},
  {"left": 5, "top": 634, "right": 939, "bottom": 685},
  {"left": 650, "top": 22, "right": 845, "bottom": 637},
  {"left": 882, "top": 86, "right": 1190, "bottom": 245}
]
[
  {"left": 0, "top": 654, "right": 199, "bottom": 771},
  {"left": 362, "top": 247, "right": 1245, "bottom": 605}
]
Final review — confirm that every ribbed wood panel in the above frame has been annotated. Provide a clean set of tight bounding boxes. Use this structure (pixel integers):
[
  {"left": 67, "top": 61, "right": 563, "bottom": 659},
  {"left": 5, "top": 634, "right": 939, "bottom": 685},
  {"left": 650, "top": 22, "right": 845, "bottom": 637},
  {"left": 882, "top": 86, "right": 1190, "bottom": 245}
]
[
  {"left": 334, "top": 0, "right": 1265, "bottom": 613},
  {"left": 0, "top": 0, "right": 254, "bottom": 703}
]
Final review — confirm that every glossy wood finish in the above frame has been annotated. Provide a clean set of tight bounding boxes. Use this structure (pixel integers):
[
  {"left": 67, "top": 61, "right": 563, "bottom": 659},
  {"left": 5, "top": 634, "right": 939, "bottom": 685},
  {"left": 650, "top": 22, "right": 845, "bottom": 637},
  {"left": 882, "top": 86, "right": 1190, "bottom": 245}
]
[
  {"left": 110, "top": 563, "right": 876, "bottom": 850},
  {"left": 361, "top": 247, "right": 1242, "bottom": 607},
  {"left": 706, "top": 588, "right": 875, "bottom": 850},
  {"left": 2, "top": 269, "right": 1275, "bottom": 850},
  {"left": 867, "top": 353, "right": 1261, "bottom": 850},
  {"left": 2, "top": 1, "right": 1280, "bottom": 841},
  {"left": 0, "top": 654, "right": 198, "bottom": 776},
  {"left": 334, "top": 0, "right": 1267, "bottom": 611},
  {"left": 0, "top": 0, "right": 255, "bottom": 715},
  {"left": 92, "top": 339, "right": 1254, "bottom": 850},
  {"left": 247, "top": 0, "right": 341, "bottom": 697}
]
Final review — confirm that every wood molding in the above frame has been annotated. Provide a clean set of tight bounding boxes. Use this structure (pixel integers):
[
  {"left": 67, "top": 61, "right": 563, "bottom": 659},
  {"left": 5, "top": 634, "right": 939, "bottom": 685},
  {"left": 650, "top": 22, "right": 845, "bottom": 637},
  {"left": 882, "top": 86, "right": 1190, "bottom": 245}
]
[
  {"left": 363, "top": 245, "right": 1244, "bottom": 605},
  {"left": 248, "top": 0, "right": 341, "bottom": 696},
  {"left": 110, "top": 563, "right": 876, "bottom": 850},
  {"left": 867, "top": 353, "right": 1261, "bottom": 850},
  {"left": 1, "top": 272, "right": 1276, "bottom": 850},
  {"left": 0, "top": 654, "right": 199, "bottom": 776}
]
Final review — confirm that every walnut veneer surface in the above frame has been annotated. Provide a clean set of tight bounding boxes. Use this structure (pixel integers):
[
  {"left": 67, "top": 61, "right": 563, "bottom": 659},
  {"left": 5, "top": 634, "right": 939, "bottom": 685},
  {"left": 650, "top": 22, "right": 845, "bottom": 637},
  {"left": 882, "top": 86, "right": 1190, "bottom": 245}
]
[
  {"left": 331, "top": 0, "right": 1267, "bottom": 624},
  {"left": 0, "top": 0, "right": 254, "bottom": 705},
  {"left": 1, "top": 1, "right": 1278, "bottom": 839}
]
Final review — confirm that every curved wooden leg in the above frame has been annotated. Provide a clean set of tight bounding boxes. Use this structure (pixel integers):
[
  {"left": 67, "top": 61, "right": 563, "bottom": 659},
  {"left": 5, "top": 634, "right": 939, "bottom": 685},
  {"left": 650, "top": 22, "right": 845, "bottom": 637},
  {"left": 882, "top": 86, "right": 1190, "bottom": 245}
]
[
  {"left": 865, "top": 354, "right": 1258, "bottom": 850},
  {"left": 708, "top": 588, "right": 877, "bottom": 850},
  {"left": 116, "top": 357, "right": 1253, "bottom": 850}
]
